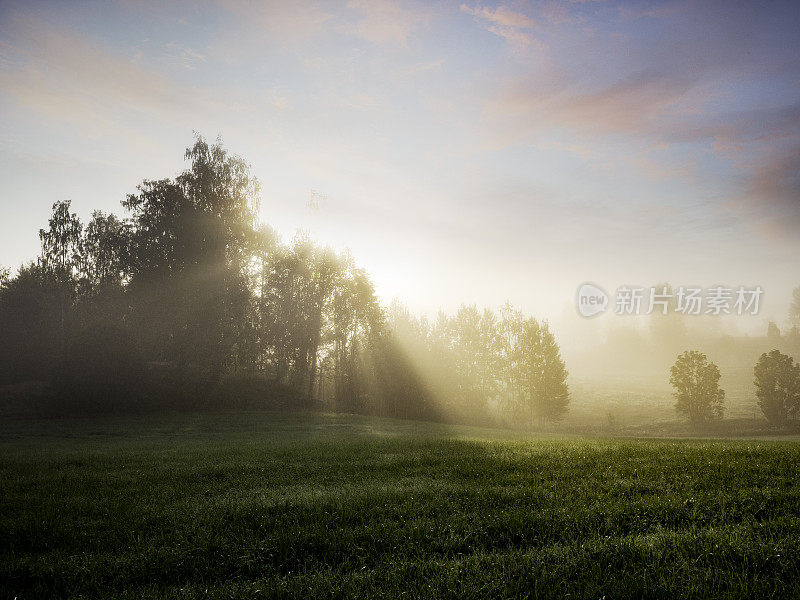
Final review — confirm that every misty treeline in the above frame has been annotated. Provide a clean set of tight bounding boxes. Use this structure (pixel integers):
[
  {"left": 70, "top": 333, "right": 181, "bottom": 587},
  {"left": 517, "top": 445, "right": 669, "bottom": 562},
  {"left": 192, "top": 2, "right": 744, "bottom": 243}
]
[
  {"left": 0, "top": 137, "right": 568, "bottom": 424},
  {"left": 575, "top": 287, "right": 800, "bottom": 384},
  {"left": 659, "top": 285, "right": 800, "bottom": 428},
  {"left": 388, "top": 302, "right": 568, "bottom": 425},
  {"left": 568, "top": 284, "right": 800, "bottom": 427}
]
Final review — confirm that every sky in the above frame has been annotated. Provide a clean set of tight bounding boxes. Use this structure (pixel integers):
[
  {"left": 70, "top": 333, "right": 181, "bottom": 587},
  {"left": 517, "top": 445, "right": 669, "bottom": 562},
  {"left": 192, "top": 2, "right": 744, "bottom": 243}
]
[{"left": 1, "top": 0, "right": 799, "bottom": 332}]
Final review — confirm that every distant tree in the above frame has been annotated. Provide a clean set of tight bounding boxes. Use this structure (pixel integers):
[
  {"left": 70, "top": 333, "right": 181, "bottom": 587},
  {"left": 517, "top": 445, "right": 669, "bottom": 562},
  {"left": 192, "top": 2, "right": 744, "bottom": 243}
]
[
  {"left": 767, "top": 321, "right": 781, "bottom": 341},
  {"left": 515, "top": 318, "right": 569, "bottom": 425},
  {"left": 753, "top": 349, "right": 800, "bottom": 427},
  {"left": 790, "top": 286, "right": 800, "bottom": 326},
  {"left": 669, "top": 351, "right": 725, "bottom": 424}
]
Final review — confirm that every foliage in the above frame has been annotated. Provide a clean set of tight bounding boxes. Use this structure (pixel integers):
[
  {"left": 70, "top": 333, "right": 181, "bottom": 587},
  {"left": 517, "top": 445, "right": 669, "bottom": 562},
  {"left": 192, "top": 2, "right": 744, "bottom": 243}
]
[
  {"left": 386, "top": 303, "right": 570, "bottom": 425},
  {"left": 790, "top": 285, "right": 800, "bottom": 326},
  {"left": 38, "top": 200, "right": 83, "bottom": 279},
  {"left": 0, "top": 263, "right": 63, "bottom": 382},
  {"left": 754, "top": 349, "right": 800, "bottom": 426},
  {"left": 669, "top": 350, "right": 725, "bottom": 424}
]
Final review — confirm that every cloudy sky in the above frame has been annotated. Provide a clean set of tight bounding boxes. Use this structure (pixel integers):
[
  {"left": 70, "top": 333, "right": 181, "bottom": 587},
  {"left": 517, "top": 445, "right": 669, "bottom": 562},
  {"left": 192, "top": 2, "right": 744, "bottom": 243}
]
[{"left": 1, "top": 0, "right": 798, "bottom": 328}]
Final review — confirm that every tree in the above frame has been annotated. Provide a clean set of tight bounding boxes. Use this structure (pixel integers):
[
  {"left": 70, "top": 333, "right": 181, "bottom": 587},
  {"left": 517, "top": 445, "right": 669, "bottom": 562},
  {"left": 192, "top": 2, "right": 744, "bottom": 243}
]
[
  {"left": 78, "top": 211, "right": 131, "bottom": 293},
  {"left": 790, "top": 286, "right": 800, "bottom": 327},
  {"left": 0, "top": 263, "right": 62, "bottom": 381},
  {"left": 122, "top": 136, "right": 260, "bottom": 378},
  {"left": 328, "top": 256, "right": 382, "bottom": 413},
  {"left": 754, "top": 349, "right": 800, "bottom": 426},
  {"left": 499, "top": 302, "right": 525, "bottom": 412},
  {"left": 669, "top": 351, "right": 725, "bottom": 424},
  {"left": 39, "top": 200, "right": 83, "bottom": 278},
  {"left": 451, "top": 305, "right": 488, "bottom": 416},
  {"left": 516, "top": 318, "right": 569, "bottom": 425},
  {"left": 38, "top": 200, "right": 83, "bottom": 364},
  {"left": 767, "top": 321, "right": 781, "bottom": 341},
  {"left": 260, "top": 235, "right": 338, "bottom": 394}
]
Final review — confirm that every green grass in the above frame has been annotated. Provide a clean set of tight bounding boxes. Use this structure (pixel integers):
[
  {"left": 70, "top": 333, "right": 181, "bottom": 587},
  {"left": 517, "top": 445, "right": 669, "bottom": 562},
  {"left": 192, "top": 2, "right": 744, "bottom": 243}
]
[{"left": 1, "top": 412, "right": 799, "bottom": 599}]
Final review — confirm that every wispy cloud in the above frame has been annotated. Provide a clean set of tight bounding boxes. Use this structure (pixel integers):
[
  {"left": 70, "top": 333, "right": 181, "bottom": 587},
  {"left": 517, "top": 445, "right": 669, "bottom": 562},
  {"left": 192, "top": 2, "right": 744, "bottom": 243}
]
[
  {"left": 473, "top": 0, "right": 800, "bottom": 230},
  {"left": 0, "top": 16, "right": 289, "bottom": 143},
  {"left": 486, "top": 71, "right": 696, "bottom": 141},
  {"left": 1, "top": 17, "right": 183, "bottom": 125},
  {"left": 460, "top": 4, "right": 535, "bottom": 28},
  {"left": 460, "top": 3, "right": 539, "bottom": 51}
]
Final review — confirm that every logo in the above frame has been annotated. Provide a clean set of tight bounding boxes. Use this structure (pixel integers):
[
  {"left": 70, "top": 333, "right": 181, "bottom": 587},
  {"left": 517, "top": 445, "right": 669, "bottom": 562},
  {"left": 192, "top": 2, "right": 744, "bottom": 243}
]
[{"left": 576, "top": 283, "right": 609, "bottom": 318}]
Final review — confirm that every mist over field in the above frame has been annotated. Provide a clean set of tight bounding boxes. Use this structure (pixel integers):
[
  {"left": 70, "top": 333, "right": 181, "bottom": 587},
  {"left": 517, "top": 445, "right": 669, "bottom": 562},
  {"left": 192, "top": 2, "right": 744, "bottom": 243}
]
[{"left": 2, "top": 0, "right": 800, "bottom": 598}]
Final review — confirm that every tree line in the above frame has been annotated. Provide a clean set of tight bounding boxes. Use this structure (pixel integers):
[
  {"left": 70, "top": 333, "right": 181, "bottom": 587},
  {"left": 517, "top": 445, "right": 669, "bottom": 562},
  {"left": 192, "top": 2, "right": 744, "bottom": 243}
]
[{"left": 0, "top": 137, "right": 570, "bottom": 424}]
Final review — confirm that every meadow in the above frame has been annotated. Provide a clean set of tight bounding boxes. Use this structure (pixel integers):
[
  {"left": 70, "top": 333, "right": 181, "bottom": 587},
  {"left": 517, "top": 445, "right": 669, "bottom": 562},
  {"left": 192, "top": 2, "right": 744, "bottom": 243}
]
[{"left": 1, "top": 412, "right": 799, "bottom": 599}]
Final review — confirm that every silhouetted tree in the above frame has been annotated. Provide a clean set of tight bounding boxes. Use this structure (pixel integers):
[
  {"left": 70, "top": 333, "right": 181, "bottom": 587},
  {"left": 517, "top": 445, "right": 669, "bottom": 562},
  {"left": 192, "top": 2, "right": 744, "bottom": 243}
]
[
  {"left": 78, "top": 211, "right": 131, "bottom": 293},
  {"left": 329, "top": 256, "right": 382, "bottom": 412},
  {"left": 0, "top": 263, "right": 62, "bottom": 382},
  {"left": 122, "top": 136, "right": 259, "bottom": 379},
  {"left": 39, "top": 200, "right": 83, "bottom": 277},
  {"left": 38, "top": 200, "right": 83, "bottom": 365}
]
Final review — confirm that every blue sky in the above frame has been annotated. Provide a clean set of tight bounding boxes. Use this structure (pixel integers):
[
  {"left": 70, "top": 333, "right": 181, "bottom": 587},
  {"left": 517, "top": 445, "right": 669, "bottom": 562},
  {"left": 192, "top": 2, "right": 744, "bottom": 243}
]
[{"left": 1, "top": 0, "right": 799, "bottom": 329}]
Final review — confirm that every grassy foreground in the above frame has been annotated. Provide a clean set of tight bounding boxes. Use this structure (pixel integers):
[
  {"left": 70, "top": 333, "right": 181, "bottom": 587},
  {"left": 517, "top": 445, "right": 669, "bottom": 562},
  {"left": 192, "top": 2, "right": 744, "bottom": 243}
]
[{"left": 1, "top": 413, "right": 799, "bottom": 599}]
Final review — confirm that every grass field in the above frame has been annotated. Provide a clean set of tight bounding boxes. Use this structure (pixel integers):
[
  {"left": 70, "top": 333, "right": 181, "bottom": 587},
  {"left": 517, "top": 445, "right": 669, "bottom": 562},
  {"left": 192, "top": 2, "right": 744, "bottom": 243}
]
[{"left": 2, "top": 412, "right": 799, "bottom": 599}]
